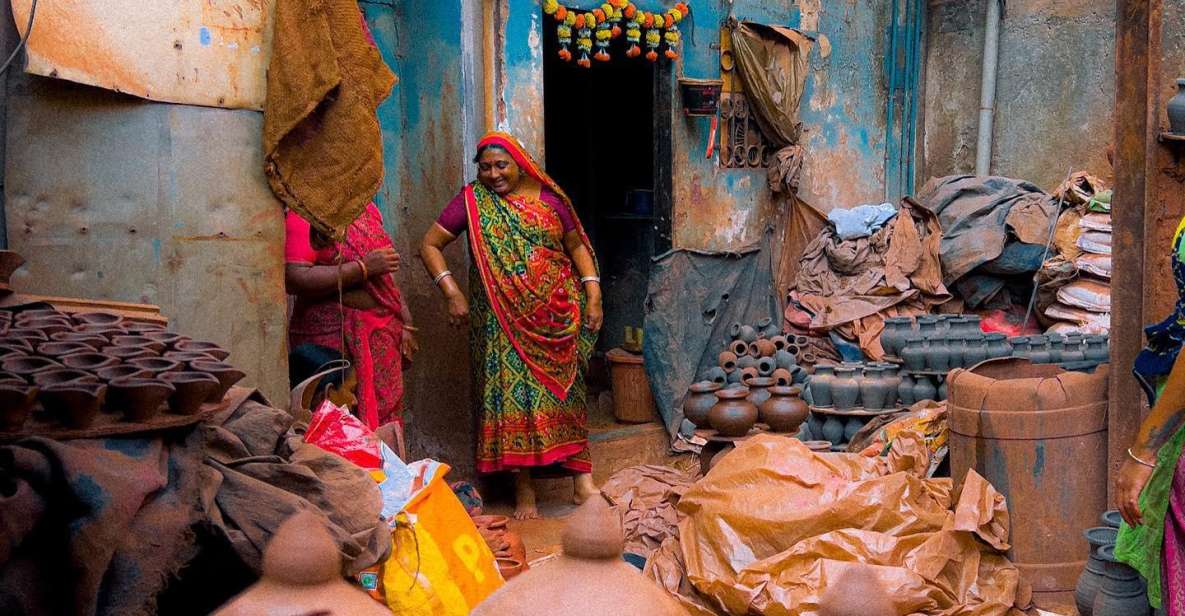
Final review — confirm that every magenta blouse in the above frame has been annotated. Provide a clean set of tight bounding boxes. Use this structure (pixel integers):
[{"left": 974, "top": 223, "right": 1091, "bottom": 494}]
[{"left": 436, "top": 187, "right": 576, "bottom": 236}]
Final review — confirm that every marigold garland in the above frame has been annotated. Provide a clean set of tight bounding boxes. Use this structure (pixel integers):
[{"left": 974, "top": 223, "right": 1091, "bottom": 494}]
[{"left": 543, "top": 1, "right": 688, "bottom": 67}]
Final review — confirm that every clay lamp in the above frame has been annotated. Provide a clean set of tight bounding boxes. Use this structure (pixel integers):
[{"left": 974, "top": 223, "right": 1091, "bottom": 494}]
[
  {"left": 163, "top": 351, "right": 217, "bottom": 370},
  {"left": 111, "top": 335, "right": 167, "bottom": 354},
  {"left": 0, "top": 347, "right": 26, "bottom": 362},
  {"left": 95, "top": 365, "right": 152, "bottom": 383},
  {"left": 107, "top": 378, "right": 175, "bottom": 422},
  {"left": 177, "top": 340, "right": 230, "bottom": 361},
  {"left": 211, "top": 511, "right": 393, "bottom": 616},
  {"left": 50, "top": 332, "right": 109, "bottom": 350},
  {"left": 102, "top": 346, "right": 158, "bottom": 361},
  {"left": 145, "top": 331, "right": 190, "bottom": 350},
  {"left": 61, "top": 352, "right": 120, "bottom": 372},
  {"left": 191, "top": 360, "right": 245, "bottom": 403},
  {"left": 127, "top": 357, "right": 182, "bottom": 375},
  {"left": 36, "top": 341, "right": 95, "bottom": 359},
  {"left": 0, "top": 339, "right": 33, "bottom": 353},
  {"left": 7, "top": 329, "right": 49, "bottom": 343},
  {"left": 17, "top": 318, "right": 73, "bottom": 337},
  {"left": 33, "top": 368, "right": 100, "bottom": 388},
  {"left": 40, "top": 382, "right": 106, "bottom": 428},
  {"left": 0, "top": 380, "right": 38, "bottom": 431},
  {"left": 75, "top": 325, "right": 127, "bottom": 341},
  {"left": 15, "top": 308, "right": 64, "bottom": 322},
  {"left": 2, "top": 356, "right": 62, "bottom": 381},
  {"left": 471, "top": 494, "right": 690, "bottom": 616},
  {"left": 123, "top": 321, "right": 166, "bottom": 335},
  {"left": 73, "top": 312, "right": 124, "bottom": 328},
  {"left": 161, "top": 371, "right": 220, "bottom": 415}
]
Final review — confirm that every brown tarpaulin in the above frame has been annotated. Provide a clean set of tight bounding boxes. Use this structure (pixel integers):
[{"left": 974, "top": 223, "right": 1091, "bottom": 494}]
[
  {"left": 263, "top": 0, "right": 396, "bottom": 238},
  {"left": 644, "top": 434, "right": 1029, "bottom": 615},
  {"left": 730, "top": 22, "right": 812, "bottom": 151}
]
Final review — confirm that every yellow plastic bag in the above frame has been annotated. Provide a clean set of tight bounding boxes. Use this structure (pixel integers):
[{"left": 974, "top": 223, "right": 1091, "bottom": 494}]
[{"left": 383, "top": 463, "right": 502, "bottom": 615}]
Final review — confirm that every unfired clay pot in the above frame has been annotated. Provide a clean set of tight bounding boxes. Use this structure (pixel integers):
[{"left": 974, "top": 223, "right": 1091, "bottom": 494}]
[
  {"left": 718, "top": 351, "right": 738, "bottom": 373},
  {"left": 810, "top": 364, "right": 836, "bottom": 408},
  {"left": 709, "top": 387, "right": 758, "bottom": 437},
  {"left": 684, "top": 381, "right": 721, "bottom": 429},
  {"left": 760, "top": 386, "right": 809, "bottom": 433}
]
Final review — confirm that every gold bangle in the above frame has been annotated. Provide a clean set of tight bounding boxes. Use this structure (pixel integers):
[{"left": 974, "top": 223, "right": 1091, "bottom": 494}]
[
  {"left": 356, "top": 259, "right": 369, "bottom": 280},
  {"left": 1128, "top": 448, "right": 1157, "bottom": 468}
]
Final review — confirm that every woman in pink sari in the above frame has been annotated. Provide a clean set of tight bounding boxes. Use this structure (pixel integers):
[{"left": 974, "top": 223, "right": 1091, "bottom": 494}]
[{"left": 285, "top": 202, "right": 418, "bottom": 437}]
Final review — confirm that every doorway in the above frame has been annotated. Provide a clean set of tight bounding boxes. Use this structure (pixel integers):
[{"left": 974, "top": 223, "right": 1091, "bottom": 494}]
[{"left": 542, "top": 17, "right": 671, "bottom": 353}]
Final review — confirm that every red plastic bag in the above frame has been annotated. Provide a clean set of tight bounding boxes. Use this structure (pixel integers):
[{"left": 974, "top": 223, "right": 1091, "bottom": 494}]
[{"left": 305, "top": 399, "right": 383, "bottom": 469}]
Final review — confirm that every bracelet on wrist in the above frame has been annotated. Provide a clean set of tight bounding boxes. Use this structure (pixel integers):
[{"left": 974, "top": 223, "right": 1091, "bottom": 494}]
[
  {"left": 1128, "top": 447, "right": 1157, "bottom": 468},
  {"left": 433, "top": 270, "right": 453, "bottom": 285},
  {"left": 581, "top": 275, "right": 601, "bottom": 285},
  {"left": 357, "top": 259, "right": 369, "bottom": 280}
]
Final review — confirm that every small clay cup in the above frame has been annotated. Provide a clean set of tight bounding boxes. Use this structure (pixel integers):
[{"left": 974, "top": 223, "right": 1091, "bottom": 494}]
[
  {"left": 771, "top": 368, "right": 793, "bottom": 387},
  {"left": 177, "top": 340, "right": 230, "bottom": 361},
  {"left": 161, "top": 371, "right": 220, "bottom": 415},
  {"left": 40, "top": 382, "right": 107, "bottom": 428},
  {"left": 96, "top": 365, "right": 152, "bottom": 382},
  {"left": 128, "top": 357, "right": 182, "bottom": 375},
  {"left": 0, "top": 381, "right": 38, "bottom": 430},
  {"left": 108, "top": 377, "right": 176, "bottom": 422},
  {"left": 191, "top": 360, "right": 246, "bottom": 402},
  {"left": 770, "top": 335, "right": 789, "bottom": 352},
  {"left": 111, "top": 335, "right": 167, "bottom": 354},
  {"left": 718, "top": 351, "right": 738, "bottom": 373},
  {"left": 50, "top": 331, "right": 109, "bottom": 350},
  {"left": 73, "top": 312, "right": 124, "bottom": 327},
  {"left": 61, "top": 352, "right": 120, "bottom": 372},
  {"left": 739, "top": 366, "right": 760, "bottom": 384},
  {"left": 36, "top": 341, "right": 95, "bottom": 359},
  {"left": 2, "top": 355, "right": 62, "bottom": 381},
  {"left": 102, "top": 346, "right": 158, "bottom": 361},
  {"left": 728, "top": 339, "right": 750, "bottom": 357},
  {"left": 33, "top": 368, "right": 100, "bottom": 388}
]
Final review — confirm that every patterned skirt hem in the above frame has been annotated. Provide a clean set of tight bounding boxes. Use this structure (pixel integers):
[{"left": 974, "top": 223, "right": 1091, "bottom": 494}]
[{"left": 476, "top": 441, "right": 591, "bottom": 474}]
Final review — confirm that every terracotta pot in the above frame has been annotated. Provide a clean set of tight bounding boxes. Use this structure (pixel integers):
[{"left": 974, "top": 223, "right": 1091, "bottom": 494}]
[
  {"left": 809, "top": 364, "right": 836, "bottom": 408},
  {"left": 41, "top": 382, "right": 107, "bottom": 428},
  {"left": 739, "top": 366, "right": 759, "bottom": 384},
  {"left": 703, "top": 366, "right": 727, "bottom": 386},
  {"left": 771, "top": 368, "right": 793, "bottom": 387},
  {"left": 708, "top": 387, "right": 758, "bottom": 436},
  {"left": 2, "top": 355, "right": 62, "bottom": 381},
  {"left": 74, "top": 312, "right": 124, "bottom": 327},
  {"left": 109, "top": 377, "right": 176, "bottom": 422},
  {"left": 33, "top": 368, "right": 100, "bottom": 388},
  {"left": 191, "top": 360, "right": 246, "bottom": 402},
  {"left": 746, "top": 377, "right": 775, "bottom": 407},
  {"left": 50, "top": 332, "right": 108, "bottom": 350},
  {"left": 96, "top": 365, "right": 152, "bottom": 382},
  {"left": 831, "top": 367, "right": 860, "bottom": 410},
  {"left": 161, "top": 371, "right": 221, "bottom": 415},
  {"left": 684, "top": 381, "right": 721, "bottom": 428},
  {"left": 129, "top": 357, "right": 182, "bottom": 375},
  {"left": 770, "top": 335, "right": 789, "bottom": 352},
  {"left": 61, "top": 352, "right": 120, "bottom": 372},
  {"left": 728, "top": 339, "right": 749, "bottom": 357},
  {"left": 0, "top": 381, "right": 38, "bottom": 430},
  {"left": 36, "top": 341, "right": 95, "bottom": 358},
  {"left": 756, "top": 356, "right": 776, "bottom": 376},
  {"left": 496, "top": 557, "right": 526, "bottom": 581},
  {"left": 1091, "top": 545, "right": 1150, "bottom": 616},
  {"left": 759, "top": 386, "right": 808, "bottom": 433},
  {"left": 103, "top": 346, "right": 158, "bottom": 361},
  {"left": 718, "top": 351, "right": 738, "bottom": 373},
  {"left": 752, "top": 339, "right": 776, "bottom": 358}
]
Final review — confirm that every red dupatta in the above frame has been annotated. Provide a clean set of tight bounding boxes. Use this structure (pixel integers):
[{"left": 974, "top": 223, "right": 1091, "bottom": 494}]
[{"left": 464, "top": 132, "right": 597, "bottom": 400}]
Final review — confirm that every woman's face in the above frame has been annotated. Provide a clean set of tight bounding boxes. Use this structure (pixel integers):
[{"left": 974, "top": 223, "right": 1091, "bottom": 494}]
[
  {"left": 314, "top": 368, "right": 358, "bottom": 411},
  {"left": 477, "top": 148, "right": 521, "bottom": 196}
]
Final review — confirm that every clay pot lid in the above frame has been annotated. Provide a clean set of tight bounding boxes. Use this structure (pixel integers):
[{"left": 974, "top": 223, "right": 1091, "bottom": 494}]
[
  {"left": 34, "top": 368, "right": 100, "bottom": 387},
  {"left": 61, "top": 352, "right": 119, "bottom": 371},
  {"left": 73, "top": 312, "right": 123, "bottom": 327},
  {"left": 3, "top": 355, "right": 62, "bottom": 375},
  {"left": 261, "top": 511, "right": 341, "bottom": 585},
  {"left": 689, "top": 381, "right": 722, "bottom": 393}
]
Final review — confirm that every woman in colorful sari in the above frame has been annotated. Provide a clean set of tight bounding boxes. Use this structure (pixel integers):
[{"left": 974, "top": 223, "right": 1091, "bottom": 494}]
[
  {"left": 419, "top": 132, "right": 602, "bottom": 520},
  {"left": 1116, "top": 215, "right": 1185, "bottom": 614},
  {"left": 285, "top": 202, "right": 418, "bottom": 441}
]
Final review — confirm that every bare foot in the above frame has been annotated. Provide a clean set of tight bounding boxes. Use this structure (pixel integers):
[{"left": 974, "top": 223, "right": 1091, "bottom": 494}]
[
  {"left": 573, "top": 472, "right": 599, "bottom": 505},
  {"left": 514, "top": 471, "right": 540, "bottom": 520}
]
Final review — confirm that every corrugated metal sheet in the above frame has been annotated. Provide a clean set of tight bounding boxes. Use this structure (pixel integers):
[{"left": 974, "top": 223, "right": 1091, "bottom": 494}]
[
  {"left": 4, "top": 75, "right": 288, "bottom": 401},
  {"left": 10, "top": 0, "right": 273, "bottom": 110}
]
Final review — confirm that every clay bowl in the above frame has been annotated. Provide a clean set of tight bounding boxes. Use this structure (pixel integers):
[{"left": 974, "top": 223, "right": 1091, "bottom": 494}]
[
  {"left": 50, "top": 332, "right": 109, "bottom": 350},
  {"left": 145, "top": 331, "right": 190, "bottom": 349},
  {"left": 123, "top": 321, "right": 166, "bottom": 335},
  {"left": 40, "top": 382, "right": 107, "bottom": 428},
  {"left": 127, "top": 357, "right": 182, "bottom": 375},
  {"left": 102, "top": 346, "right": 158, "bottom": 361},
  {"left": 95, "top": 365, "right": 152, "bottom": 382},
  {"left": 495, "top": 557, "right": 525, "bottom": 581},
  {"left": 61, "top": 352, "right": 120, "bottom": 372},
  {"left": 73, "top": 312, "right": 124, "bottom": 328},
  {"left": 33, "top": 368, "right": 100, "bottom": 388},
  {"left": 111, "top": 335, "right": 167, "bottom": 354},
  {"left": 2, "top": 355, "right": 62, "bottom": 381},
  {"left": 191, "top": 360, "right": 245, "bottom": 402},
  {"left": 107, "top": 377, "right": 176, "bottom": 422},
  {"left": 177, "top": 340, "right": 230, "bottom": 361},
  {"left": 0, "top": 381, "right": 38, "bottom": 430},
  {"left": 36, "top": 341, "right": 95, "bottom": 359},
  {"left": 161, "top": 371, "right": 220, "bottom": 415},
  {"left": 163, "top": 351, "right": 217, "bottom": 369}
]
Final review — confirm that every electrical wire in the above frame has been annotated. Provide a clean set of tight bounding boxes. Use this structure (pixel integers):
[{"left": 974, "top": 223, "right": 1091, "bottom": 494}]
[
  {"left": 1022, "top": 167, "right": 1073, "bottom": 330},
  {"left": 0, "top": 0, "right": 38, "bottom": 78}
]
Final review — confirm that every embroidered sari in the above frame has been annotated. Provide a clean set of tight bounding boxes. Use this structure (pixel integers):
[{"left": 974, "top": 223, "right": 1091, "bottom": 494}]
[
  {"left": 287, "top": 202, "right": 406, "bottom": 430},
  {"left": 454, "top": 132, "right": 597, "bottom": 474}
]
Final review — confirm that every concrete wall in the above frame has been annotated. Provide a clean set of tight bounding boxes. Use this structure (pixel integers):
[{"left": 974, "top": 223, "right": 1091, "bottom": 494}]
[{"left": 921, "top": 0, "right": 1116, "bottom": 191}]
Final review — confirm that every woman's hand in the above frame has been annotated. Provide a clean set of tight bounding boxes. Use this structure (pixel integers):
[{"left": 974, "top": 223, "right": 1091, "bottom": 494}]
[
  {"left": 401, "top": 330, "right": 420, "bottom": 360},
  {"left": 364, "top": 247, "right": 401, "bottom": 276},
  {"left": 1117, "top": 456, "right": 1156, "bottom": 526},
  {"left": 446, "top": 291, "right": 470, "bottom": 328},
  {"left": 583, "top": 295, "right": 603, "bottom": 332}
]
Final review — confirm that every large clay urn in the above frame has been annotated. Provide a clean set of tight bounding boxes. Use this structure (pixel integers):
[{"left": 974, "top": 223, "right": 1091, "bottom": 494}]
[
  {"left": 708, "top": 387, "right": 758, "bottom": 437},
  {"left": 212, "top": 511, "right": 390, "bottom": 616},
  {"left": 759, "top": 386, "right": 809, "bottom": 434},
  {"left": 683, "top": 381, "right": 721, "bottom": 429},
  {"left": 472, "top": 495, "right": 689, "bottom": 616}
]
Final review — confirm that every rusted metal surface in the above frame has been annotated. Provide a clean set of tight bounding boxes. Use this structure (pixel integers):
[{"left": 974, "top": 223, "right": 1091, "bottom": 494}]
[
  {"left": 10, "top": 0, "right": 273, "bottom": 110},
  {"left": 3, "top": 76, "right": 288, "bottom": 401}
]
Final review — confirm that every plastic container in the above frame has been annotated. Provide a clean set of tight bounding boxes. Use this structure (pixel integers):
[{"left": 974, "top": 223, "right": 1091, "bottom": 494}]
[{"left": 606, "top": 348, "right": 657, "bottom": 424}]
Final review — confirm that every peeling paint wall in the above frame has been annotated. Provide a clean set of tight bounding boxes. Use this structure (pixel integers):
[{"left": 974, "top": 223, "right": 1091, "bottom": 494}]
[
  {"left": 498, "top": 0, "right": 892, "bottom": 252},
  {"left": 922, "top": 0, "right": 1116, "bottom": 191}
]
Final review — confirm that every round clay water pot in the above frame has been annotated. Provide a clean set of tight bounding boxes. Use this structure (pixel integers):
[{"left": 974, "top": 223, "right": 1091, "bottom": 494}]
[
  {"left": 737, "top": 325, "right": 758, "bottom": 344},
  {"left": 844, "top": 417, "right": 864, "bottom": 442},
  {"left": 752, "top": 339, "right": 776, "bottom": 358},
  {"left": 703, "top": 366, "right": 728, "bottom": 386},
  {"left": 2, "top": 355, "right": 62, "bottom": 381},
  {"left": 726, "top": 370, "right": 743, "bottom": 385},
  {"left": 111, "top": 335, "right": 167, "bottom": 354},
  {"left": 0, "top": 381, "right": 38, "bottom": 430},
  {"left": 61, "top": 352, "right": 120, "bottom": 372},
  {"left": 74, "top": 312, "right": 124, "bottom": 328},
  {"left": 50, "top": 331, "right": 108, "bottom": 350},
  {"left": 96, "top": 365, "right": 152, "bottom": 382},
  {"left": 807, "top": 412, "right": 825, "bottom": 440},
  {"left": 728, "top": 322, "right": 744, "bottom": 340},
  {"left": 103, "top": 346, "right": 158, "bottom": 361},
  {"left": 161, "top": 371, "right": 220, "bottom": 415},
  {"left": 770, "top": 335, "right": 789, "bottom": 352},
  {"left": 718, "top": 351, "right": 738, "bottom": 373},
  {"left": 729, "top": 339, "right": 750, "bottom": 357},
  {"left": 108, "top": 377, "right": 176, "bottom": 422},
  {"left": 191, "top": 360, "right": 246, "bottom": 402},
  {"left": 757, "top": 317, "right": 780, "bottom": 339},
  {"left": 756, "top": 356, "right": 776, "bottom": 376},
  {"left": 128, "top": 357, "right": 182, "bottom": 375},
  {"left": 830, "top": 367, "right": 861, "bottom": 410},
  {"left": 736, "top": 354, "right": 757, "bottom": 371},
  {"left": 36, "top": 341, "right": 95, "bottom": 359},
  {"left": 771, "top": 368, "right": 793, "bottom": 387},
  {"left": 684, "top": 381, "right": 721, "bottom": 428},
  {"left": 708, "top": 387, "right": 758, "bottom": 437},
  {"left": 33, "top": 368, "right": 100, "bottom": 388},
  {"left": 1092, "top": 545, "right": 1150, "bottom": 616},
  {"left": 746, "top": 376, "right": 775, "bottom": 407},
  {"left": 760, "top": 386, "right": 808, "bottom": 433},
  {"left": 809, "top": 364, "right": 836, "bottom": 408},
  {"left": 774, "top": 349, "right": 796, "bottom": 371},
  {"left": 739, "top": 366, "right": 760, "bottom": 384},
  {"left": 41, "top": 382, "right": 107, "bottom": 428}
]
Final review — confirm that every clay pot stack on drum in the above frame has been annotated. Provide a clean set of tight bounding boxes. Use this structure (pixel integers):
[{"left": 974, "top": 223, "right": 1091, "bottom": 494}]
[{"left": 0, "top": 308, "right": 244, "bottom": 431}]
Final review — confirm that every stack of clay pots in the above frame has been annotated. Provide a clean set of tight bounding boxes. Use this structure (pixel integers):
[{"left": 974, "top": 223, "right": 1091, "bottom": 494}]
[
  {"left": 1075, "top": 510, "right": 1150, "bottom": 616},
  {"left": 802, "top": 361, "right": 905, "bottom": 449},
  {"left": 887, "top": 314, "right": 1015, "bottom": 372},
  {"left": 0, "top": 308, "right": 244, "bottom": 431},
  {"left": 682, "top": 378, "right": 810, "bottom": 438},
  {"left": 473, "top": 514, "right": 529, "bottom": 581},
  {"left": 705, "top": 318, "right": 805, "bottom": 389},
  {"left": 1011, "top": 333, "right": 1110, "bottom": 365}
]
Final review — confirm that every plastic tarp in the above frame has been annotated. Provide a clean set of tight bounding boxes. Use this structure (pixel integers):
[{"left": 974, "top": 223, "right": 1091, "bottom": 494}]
[
  {"left": 644, "top": 434, "right": 1029, "bottom": 615},
  {"left": 643, "top": 237, "right": 781, "bottom": 438}
]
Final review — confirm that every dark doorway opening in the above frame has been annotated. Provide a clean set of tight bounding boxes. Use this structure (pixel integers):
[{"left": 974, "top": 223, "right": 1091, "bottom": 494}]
[{"left": 543, "top": 19, "right": 670, "bottom": 354}]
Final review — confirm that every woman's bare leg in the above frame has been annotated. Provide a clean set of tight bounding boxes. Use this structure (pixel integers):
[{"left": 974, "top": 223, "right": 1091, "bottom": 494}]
[
  {"left": 573, "top": 472, "right": 599, "bottom": 504},
  {"left": 514, "top": 470, "right": 540, "bottom": 520}
]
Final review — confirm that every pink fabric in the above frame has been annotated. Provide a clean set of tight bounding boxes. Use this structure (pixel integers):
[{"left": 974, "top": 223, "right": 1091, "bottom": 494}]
[
  {"left": 436, "top": 187, "right": 575, "bottom": 236},
  {"left": 1166, "top": 452, "right": 1185, "bottom": 614},
  {"left": 284, "top": 210, "right": 335, "bottom": 264}
]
